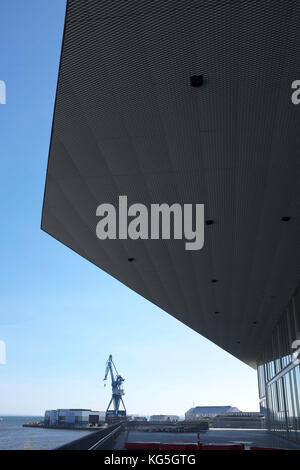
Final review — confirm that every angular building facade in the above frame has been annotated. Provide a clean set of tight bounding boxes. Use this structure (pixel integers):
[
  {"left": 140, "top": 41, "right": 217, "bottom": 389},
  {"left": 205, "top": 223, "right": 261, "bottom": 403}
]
[{"left": 42, "top": 1, "right": 300, "bottom": 444}]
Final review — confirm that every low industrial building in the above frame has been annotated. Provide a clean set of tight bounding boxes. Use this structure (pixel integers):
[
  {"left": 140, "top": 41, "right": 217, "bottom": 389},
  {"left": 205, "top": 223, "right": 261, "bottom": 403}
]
[
  {"left": 44, "top": 409, "right": 105, "bottom": 427},
  {"left": 132, "top": 416, "right": 148, "bottom": 422},
  {"left": 185, "top": 406, "right": 240, "bottom": 420},
  {"left": 212, "top": 412, "right": 265, "bottom": 429},
  {"left": 149, "top": 415, "right": 179, "bottom": 422}
]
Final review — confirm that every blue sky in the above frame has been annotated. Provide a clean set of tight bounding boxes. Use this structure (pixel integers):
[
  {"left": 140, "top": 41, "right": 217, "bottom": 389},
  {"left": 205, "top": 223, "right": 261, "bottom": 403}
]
[{"left": 0, "top": 0, "right": 259, "bottom": 416}]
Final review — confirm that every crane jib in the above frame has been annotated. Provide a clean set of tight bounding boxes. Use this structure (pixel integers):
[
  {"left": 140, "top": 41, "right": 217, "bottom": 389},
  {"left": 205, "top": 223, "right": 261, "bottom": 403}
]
[{"left": 103, "top": 355, "right": 126, "bottom": 420}]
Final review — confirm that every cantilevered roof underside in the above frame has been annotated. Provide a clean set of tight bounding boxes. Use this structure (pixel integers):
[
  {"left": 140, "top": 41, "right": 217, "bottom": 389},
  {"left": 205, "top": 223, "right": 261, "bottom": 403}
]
[{"left": 42, "top": 0, "right": 300, "bottom": 368}]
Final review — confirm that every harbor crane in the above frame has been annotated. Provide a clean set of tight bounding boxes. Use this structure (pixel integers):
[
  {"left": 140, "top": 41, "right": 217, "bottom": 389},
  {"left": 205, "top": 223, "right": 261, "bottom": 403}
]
[{"left": 103, "top": 354, "right": 126, "bottom": 419}]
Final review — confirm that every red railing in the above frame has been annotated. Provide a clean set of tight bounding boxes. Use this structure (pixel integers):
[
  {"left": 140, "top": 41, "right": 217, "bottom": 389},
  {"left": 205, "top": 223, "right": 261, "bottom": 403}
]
[
  {"left": 124, "top": 442, "right": 244, "bottom": 450},
  {"left": 124, "top": 442, "right": 287, "bottom": 450}
]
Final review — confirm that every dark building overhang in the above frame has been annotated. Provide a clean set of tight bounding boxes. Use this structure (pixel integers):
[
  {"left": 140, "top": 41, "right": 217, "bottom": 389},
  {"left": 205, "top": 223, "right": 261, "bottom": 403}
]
[{"left": 42, "top": 0, "right": 300, "bottom": 368}]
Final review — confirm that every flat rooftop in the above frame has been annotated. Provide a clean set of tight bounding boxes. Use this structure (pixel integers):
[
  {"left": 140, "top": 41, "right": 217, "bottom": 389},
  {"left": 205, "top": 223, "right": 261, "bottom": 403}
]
[{"left": 114, "top": 429, "right": 300, "bottom": 450}]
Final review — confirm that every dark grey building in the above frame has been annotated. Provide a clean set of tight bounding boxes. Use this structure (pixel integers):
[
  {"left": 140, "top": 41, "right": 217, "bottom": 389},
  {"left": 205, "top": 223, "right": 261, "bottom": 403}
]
[{"left": 42, "top": 1, "right": 300, "bottom": 444}]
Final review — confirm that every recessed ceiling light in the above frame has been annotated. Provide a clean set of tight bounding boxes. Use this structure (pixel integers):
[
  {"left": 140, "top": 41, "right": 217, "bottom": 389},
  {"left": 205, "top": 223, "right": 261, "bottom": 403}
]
[
  {"left": 128, "top": 257, "right": 135, "bottom": 262},
  {"left": 190, "top": 75, "right": 203, "bottom": 88},
  {"left": 205, "top": 220, "right": 215, "bottom": 225},
  {"left": 281, "top": 216, "right": 292, "bottom": 222}
]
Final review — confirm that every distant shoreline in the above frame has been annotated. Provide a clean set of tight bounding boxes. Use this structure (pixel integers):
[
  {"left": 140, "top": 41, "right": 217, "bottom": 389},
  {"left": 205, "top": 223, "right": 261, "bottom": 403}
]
[
  {"left": 23, "top": 423, "right": 99, "bottom": 432},
  {"left": 0, "top": 414, "right": 43, "bottom": 417}
]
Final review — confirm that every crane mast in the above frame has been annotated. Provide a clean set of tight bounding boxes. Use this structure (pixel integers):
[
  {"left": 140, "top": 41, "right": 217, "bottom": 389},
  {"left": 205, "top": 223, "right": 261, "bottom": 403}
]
[{"left": 103, "top": 354, "right": 126, "bottom": 420}]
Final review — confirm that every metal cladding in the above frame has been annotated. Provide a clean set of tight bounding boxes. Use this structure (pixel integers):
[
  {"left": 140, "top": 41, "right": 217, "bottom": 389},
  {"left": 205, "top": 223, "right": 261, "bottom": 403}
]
[{"left": 42, "top": 1, "right": 300, "bottom": 368}]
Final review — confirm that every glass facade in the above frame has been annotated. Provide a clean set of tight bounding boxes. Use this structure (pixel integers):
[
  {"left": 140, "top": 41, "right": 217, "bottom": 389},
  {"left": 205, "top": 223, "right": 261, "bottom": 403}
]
[{"left": 257, "top": 284, "right": 300, "bottom": 443}]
